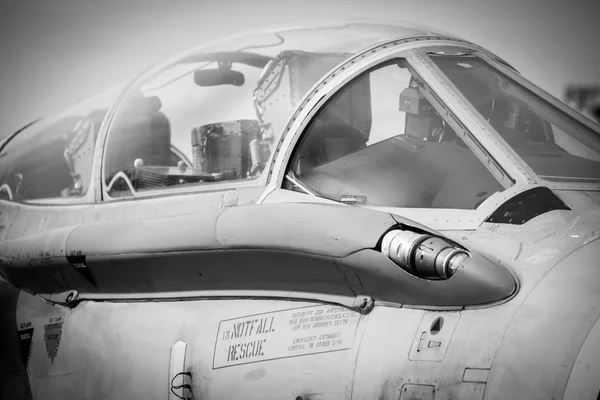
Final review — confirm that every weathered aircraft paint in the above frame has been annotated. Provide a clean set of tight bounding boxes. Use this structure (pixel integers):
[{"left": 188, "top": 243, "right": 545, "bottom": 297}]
[{"left": 1, "top": 21, "right": 599, "bottom": 400}]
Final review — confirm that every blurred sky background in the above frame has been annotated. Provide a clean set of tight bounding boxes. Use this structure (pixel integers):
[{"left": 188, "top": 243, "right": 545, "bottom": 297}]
[{"left": 0, "top": 0, "right": 598, "bottom": 138}]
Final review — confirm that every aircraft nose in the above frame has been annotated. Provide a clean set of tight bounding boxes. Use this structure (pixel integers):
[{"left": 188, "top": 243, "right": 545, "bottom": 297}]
[{"left": 485, "top": 237, "right": 600, "bottom": 400}]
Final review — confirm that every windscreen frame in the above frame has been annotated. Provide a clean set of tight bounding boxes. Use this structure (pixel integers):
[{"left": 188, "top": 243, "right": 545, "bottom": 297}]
[
  {"left": 420, "top": 46, "right": 600, "bottom": 191},
  {"left": 264, "top": 41, "right": 526, "bottom": 223}
]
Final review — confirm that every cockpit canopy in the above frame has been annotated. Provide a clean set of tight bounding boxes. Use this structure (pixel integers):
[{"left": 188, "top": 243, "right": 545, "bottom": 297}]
[
  {"left": 1, "top": 21, "right": 599, "bottom": 206},
  {"left": 102, "top": 22, "right": 434, "bottom": 197}
]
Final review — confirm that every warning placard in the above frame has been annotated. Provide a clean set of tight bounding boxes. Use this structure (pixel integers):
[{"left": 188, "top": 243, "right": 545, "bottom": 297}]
[
  {"left": 213, "top": 305, "right": 360, "bottom": 369},
  {"left": 44, "top": 316, "right": 64, "bottom": 364},
  {"left": 18, "top": 322, "right": 34, "bottom": 368}
]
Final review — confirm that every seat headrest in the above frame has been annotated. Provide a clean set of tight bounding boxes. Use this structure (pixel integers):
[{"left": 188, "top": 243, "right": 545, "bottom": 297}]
[{"left": 145, "top": 96, "right": 162, "bottom": 113}]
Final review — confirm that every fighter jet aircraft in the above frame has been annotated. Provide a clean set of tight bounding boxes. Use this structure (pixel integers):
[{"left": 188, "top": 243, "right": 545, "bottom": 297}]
[{"left": 1, "top": 21, "right": 599, "bottom": 400}]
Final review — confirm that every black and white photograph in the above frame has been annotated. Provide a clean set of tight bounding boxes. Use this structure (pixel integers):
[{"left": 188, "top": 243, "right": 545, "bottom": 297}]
[{"left": 1, "top": 1, "right": 599, "bottom": 399}]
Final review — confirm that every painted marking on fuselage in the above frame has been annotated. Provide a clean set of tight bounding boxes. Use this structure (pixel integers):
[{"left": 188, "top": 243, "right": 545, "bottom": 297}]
[
  {"left": 43, "top": 316, "right": 64, "bottom": 363},
  {"left": 340, "top": 194, "right": 368, "bottom": 206},
  {"left": 18, "top": 322, "right": 34, "bottom": 369},
  {"left": 213, "top": 305, "right": 361, "bottom": 369}
]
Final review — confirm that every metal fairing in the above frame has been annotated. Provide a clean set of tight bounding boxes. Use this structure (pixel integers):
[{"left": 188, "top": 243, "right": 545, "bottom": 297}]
[
  {"left": 0, "top": 203, "right": 515, "bottom": 308},
  {"left": 1, "top": 21, "right": 600, "bottom": 400}
]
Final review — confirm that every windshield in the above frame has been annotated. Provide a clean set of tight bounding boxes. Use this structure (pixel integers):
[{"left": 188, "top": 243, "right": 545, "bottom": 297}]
[
  {"left": 102, "top": 22, "right": 432, "bottom": 198},
  {"left": 430, "top": 54, "right": 600, "bottom": 183},
  {"left": 285, "top": 59, "right": 504, "bottom": 210}
]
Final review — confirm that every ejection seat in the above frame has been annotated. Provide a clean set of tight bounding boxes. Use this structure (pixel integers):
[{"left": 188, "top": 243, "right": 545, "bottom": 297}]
[{"left": 105, "top": 95, "right": 172, "bottom": 192}]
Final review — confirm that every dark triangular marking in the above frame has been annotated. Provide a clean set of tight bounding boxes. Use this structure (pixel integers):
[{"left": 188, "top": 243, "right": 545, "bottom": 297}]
[
  {"left": 430, "top": 317, "right": 443, "bottom": 335},
  {"left": 18, "top": 326, "right": 34, "bottom": 368},
  {"left": 67, "top": 255, "right": 97, "bottom": 288},
  {"left": 44, "top": 317, "right": 64, "bottom": 364}
]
